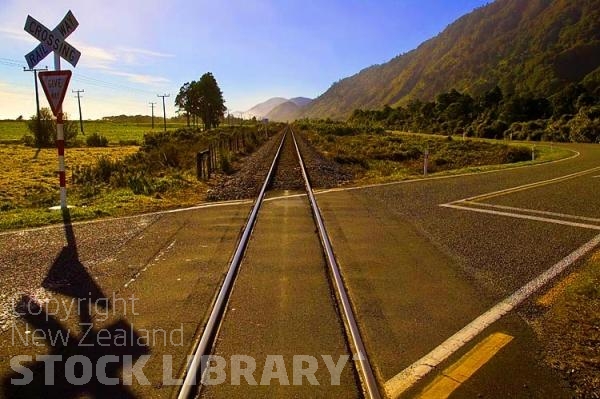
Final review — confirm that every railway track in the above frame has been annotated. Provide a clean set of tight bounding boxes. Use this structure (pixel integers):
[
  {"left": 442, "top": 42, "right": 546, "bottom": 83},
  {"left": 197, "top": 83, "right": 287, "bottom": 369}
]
[{"left": 177, "top": 127, "right": 381, "bottom": 398}]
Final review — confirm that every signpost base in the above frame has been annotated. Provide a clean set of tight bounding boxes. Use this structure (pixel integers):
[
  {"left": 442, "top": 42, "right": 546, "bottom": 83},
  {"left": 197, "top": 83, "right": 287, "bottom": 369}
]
[{"left": 49, "top": 205, "right": 74, "bottom": 211}]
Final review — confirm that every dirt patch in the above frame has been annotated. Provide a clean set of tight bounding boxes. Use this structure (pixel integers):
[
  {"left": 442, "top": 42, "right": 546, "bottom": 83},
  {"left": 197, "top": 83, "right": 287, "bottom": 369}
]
[{"left": 527, "top": 251, "right": 600, "bottom": 398}]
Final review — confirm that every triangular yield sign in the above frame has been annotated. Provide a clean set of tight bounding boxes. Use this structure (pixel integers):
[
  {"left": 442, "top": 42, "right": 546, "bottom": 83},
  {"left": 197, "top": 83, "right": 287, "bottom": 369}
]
[{"left": 39, "top": 70, "right": 72, "bottom": 117}]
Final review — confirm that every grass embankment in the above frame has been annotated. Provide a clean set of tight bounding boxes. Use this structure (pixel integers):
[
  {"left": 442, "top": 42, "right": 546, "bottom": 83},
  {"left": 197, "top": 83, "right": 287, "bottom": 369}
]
[
  {"left": 0, "top": 124, "right": 280, "bottom": 231},
  {"left": 532, "top": 251, "right": 600, "bottom": 397},
  {"left": 0, "top": 145, "right": 202, "bottom": 230},
  {"left": 296, "top": 121, "right": 573, "bottom": 185}
]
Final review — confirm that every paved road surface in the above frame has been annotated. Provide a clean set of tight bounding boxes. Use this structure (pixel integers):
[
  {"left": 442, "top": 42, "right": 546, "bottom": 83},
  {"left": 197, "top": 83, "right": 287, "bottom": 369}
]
[
  {"left": 0, "top": 142, "right": 598, "bottom": 398},
  {"left": 316, "top": 142, "right": 600, "bottom": 398}
]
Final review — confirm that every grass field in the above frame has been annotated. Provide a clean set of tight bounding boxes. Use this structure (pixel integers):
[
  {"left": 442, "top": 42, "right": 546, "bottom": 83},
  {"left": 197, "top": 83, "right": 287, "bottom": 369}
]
[
  {"left": 0, "top": 120, "right": 189, "bottom": 144},
  {"left": 0, "top": 126, "right": 574, "bottom": 231},
  {"left": 0, "top": 144, "right": 207, "bottom": 230},
  {"left": 302, "top": 129, "right": 573, "bottom": 185}
]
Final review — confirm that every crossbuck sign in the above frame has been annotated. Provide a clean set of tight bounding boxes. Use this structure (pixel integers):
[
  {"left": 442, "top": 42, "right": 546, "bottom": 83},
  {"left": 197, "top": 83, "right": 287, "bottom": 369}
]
[
  {"left": 24, "top": 10, "right": 80, "bottom": 69},
  {"left": 23, "top": 9, "right": 81, "bottom": 209}
]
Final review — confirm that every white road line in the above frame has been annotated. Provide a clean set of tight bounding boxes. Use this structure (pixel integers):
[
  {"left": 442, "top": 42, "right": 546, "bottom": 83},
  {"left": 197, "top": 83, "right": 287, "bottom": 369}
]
[
  {"left": 384, "top": 232, "right": 600, "bottom": 398},
  {"left": 461, "top": 201, "right": 600, "bottom": 224},
  {"left": 440, "top": 203, "right": 600, "bottom": 230},
  {"left": 0, "top": 199, "right": 253, "bottom": 237},
  {"left": 123, "top": 239, "right": 176, "bottom": 288},
  {"left": 453, "top": 165, "right": 600, "bottom": 203}
]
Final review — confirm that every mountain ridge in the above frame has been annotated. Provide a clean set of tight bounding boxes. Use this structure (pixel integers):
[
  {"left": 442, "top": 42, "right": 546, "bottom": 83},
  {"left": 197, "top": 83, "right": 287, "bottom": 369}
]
[{"left": 300, "top": 0, "right": 600, "bottom": 119}]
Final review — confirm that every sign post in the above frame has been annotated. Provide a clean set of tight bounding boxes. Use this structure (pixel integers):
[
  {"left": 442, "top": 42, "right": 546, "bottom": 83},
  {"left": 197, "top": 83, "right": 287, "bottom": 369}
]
[{"left": 24, "top": 10, "right": 80, "bottom": 209}]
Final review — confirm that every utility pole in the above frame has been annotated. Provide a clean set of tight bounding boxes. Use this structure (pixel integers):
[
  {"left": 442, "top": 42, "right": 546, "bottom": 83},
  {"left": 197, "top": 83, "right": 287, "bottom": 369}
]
[
  {"left": 23, "top": 66, "right": 48, "bottom": 132},
  {"left": 157, "top": 94, "right": 170, "bottom": 132},
  {"left": 72, "top": 89, "right": 84, "bottom": 134},
  {"left": 149, "top": 102, "right": 156, "bottom": 129}
]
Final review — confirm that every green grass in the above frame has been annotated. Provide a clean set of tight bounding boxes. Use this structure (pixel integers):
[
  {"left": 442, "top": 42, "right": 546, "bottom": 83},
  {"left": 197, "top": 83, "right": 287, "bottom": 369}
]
[
  {"left": 0, "top": 120, "right": 189, "bottom": 144},
  {"left": 0, "top": 144, "right": 207, "bottom": 231},
  {"left": 0, "top": 124, "right": 277, "bottom": 231},
  {"left": 301, "top": 129, "right": 574, "bottom": 185},
  {"left": 0, "top": 121, "right": 28, "bottom": 143}
]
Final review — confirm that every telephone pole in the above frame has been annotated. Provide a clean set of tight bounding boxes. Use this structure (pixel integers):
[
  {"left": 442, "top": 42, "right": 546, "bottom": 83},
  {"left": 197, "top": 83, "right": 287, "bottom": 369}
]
[
  {"left": 23, "top": 66, "right": 48, "bottom": 128},
  {"left": 149, "top": 102, "right": 156, "bottom": 129},
  {"left": 157, "top": 94, "right": 170, "bottom": 132},
  {"left": 72, "top": 89, "right": 85, "bottom": 134}
]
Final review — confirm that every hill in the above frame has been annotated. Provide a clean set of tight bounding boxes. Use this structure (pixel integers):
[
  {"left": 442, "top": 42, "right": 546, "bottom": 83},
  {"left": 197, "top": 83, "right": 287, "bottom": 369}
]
[
  {"left": 302, "top": 0, "right": 600, "bottom": 119},
  {"left": 246, "top": 97, "right": 288, "bottom": 118},
  {"left": 289, "top": 97, "right": 313, "bottom": 107},
  {"left": 266, "top": 97, "right": 313, "bottom": 121}
]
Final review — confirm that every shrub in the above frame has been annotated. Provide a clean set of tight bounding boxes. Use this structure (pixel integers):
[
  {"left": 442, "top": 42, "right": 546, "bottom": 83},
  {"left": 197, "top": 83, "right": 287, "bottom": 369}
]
[
  {"left": 25, "top": 108, "right": 79, "bottom": 148},
  {"left": 86, "top": 132, "right": 109, "bottom": 147},
  {"left": 119, "top": 139, "right": 140, "bottom": 146},
  {"left": 219, "top": 148, "right": 234, "bottom": 174}
]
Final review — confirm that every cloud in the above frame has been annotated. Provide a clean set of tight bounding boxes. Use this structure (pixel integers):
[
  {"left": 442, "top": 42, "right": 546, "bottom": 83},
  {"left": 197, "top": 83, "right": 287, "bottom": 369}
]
[
  {"left": 70, "top": 42, "right": 118, "bottom": 68},
  {"left": 0, "top": 27, "right": 35, "bottom": 43},
  {"left": 117, "top": 47, "right": 174, "bottom": 58},
  {"left": 103, "top": 70, "right": 170, "bottom": 86}
]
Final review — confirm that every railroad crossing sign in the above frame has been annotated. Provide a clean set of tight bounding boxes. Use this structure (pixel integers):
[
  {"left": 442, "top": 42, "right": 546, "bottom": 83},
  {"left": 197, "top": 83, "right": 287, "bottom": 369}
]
[
  {"left": 23, "top": 10, "right": 81, "bottom": 210},
  {"left": 24, "top": 10, "right": 80, "bottom": 69},
  {"left": 38, "top": 70, "right": 72, "bottom": 117}
]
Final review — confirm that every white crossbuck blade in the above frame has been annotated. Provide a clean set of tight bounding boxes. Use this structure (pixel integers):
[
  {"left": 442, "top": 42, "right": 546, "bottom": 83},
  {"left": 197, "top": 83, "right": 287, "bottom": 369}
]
[{"left": 24, "top": 10, "right": 80, "bottom": 69}]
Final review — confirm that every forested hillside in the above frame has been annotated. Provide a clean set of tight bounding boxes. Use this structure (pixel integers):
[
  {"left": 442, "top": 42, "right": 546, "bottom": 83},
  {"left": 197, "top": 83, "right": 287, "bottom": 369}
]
[{"left": 302, "top": 0, "right": 600, "bottom": 119}]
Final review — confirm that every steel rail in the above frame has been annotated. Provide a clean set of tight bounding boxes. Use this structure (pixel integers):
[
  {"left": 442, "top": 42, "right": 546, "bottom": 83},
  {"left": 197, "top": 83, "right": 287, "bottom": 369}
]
[
  {"left": 290, "top": 129, "right": 382, "bottom": 399},
  {"left": 177, "top": 130, "right": 288, "bottom": 399}
]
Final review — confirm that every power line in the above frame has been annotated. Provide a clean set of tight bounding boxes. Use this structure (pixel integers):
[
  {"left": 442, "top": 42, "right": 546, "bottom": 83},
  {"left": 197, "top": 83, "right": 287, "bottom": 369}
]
[
  {"left": 1, "top": 57, "right": 161, "bottom": 96},
  {"left": 0, "top": 57, "right": 26, "bottom": 68}
]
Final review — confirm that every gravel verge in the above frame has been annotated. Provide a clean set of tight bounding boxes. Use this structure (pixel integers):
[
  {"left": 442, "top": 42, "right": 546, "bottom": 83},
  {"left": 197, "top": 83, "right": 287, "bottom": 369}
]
[
  {"left": 207, "top": 130, "right": 352, "bottom": 201},
  {"left": 527, "top": 251, "right": 600, "bottom": 398}
]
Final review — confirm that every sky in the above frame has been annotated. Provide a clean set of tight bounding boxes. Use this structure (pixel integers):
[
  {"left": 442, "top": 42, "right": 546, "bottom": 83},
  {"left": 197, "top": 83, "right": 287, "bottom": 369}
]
[{"left": 0, "top": 0, "right": 490, "bottom": 120}]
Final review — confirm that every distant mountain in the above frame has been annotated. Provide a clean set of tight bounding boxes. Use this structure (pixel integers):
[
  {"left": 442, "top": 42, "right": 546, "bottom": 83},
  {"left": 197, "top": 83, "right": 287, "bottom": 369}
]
[
  {"left": 266, "top": 97, "right": 313, "bottom": 121},
  {"left": 289, "top": 97, "right": 312, "bottom": 107},
  {"left": 302, "top": 0, "right": 600, "bottom": 119},
  {"left": 245, "top": 97, "right": 313, "bottom": 121},
  {"left": 246, "top": 97, "right": 288, "bottom": 118}
]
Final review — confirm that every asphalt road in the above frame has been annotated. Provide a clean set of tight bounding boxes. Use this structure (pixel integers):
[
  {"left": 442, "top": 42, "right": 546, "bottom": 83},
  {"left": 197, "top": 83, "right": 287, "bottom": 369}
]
[
  {"left": 0, "top": 142, "right": 598, "bottom": 398},
  {"left": 315, "top": 142, "right": 600, "bottom": 398},
  {"left": 0, "top": 203, "right": 252, "bottom": 398}
]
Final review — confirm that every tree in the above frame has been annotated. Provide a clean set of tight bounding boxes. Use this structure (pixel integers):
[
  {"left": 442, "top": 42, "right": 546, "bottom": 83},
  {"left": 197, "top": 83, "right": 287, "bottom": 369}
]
[
  {"left": 175, "top": 82, "right": 192, "bottom": 127},
  {"left": 196, "top": 72, "right": 226, "bottom": 130},
  {"left": 175, "top": 73, "right": 226, "bottom": 130},
  {"left": 25, "top": 108, "right": 78, "bottom": 148}
]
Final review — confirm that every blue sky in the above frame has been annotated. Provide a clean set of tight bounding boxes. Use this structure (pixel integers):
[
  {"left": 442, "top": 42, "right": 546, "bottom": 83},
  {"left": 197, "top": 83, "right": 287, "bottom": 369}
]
[{"left": 0, "top": 0, "right": 489, "bottom": 119}]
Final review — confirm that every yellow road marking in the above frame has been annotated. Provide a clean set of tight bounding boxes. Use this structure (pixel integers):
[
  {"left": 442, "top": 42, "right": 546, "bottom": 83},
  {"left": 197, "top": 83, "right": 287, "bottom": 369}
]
[
  {"left": 537, "top": 272, "right": 579, "bottom": 307},
  {"left": 416, "top": 333, "right": 513, "bottom": 399},
  {"left": 384, "top": 234, "right": 600, "bottom": 398}
]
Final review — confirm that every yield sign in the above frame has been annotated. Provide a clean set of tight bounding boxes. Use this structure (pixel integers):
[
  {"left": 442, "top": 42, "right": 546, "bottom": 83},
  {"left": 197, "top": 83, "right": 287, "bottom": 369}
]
[{"left": 39, "top": 70, "right": 72, "bottom": 116}]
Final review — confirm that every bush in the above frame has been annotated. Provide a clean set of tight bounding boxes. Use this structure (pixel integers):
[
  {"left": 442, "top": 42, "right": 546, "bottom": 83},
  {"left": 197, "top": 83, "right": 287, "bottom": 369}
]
[
  {"left": 86, "top": 132, "right": 109, "bottom": 147},
  {"left": 25, "top": 108, "right": 79, "bottom": 148},
  {"left": 219, "top": 148, "right": 234, "bottom": 174},
  {"left": 119, "top": 139, "right": 139, "bottom": 146}
]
